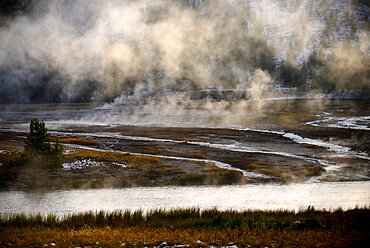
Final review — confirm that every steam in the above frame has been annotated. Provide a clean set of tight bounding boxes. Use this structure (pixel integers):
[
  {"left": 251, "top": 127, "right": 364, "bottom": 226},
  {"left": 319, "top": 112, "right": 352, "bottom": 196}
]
[{"left": 0, "top": 0, "right": 368, "bottom": 104}]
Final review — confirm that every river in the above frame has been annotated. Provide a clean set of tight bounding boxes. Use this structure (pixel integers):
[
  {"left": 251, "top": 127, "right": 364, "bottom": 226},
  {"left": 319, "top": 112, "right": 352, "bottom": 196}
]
[{"left": 1, "top": 181, "right": 369, "bottom": 216}]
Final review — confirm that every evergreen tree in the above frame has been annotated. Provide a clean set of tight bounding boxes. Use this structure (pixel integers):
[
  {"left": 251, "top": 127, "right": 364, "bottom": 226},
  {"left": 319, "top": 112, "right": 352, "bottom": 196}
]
[{"left": 24, "top": 118, "right": 63, "bottom": 166}]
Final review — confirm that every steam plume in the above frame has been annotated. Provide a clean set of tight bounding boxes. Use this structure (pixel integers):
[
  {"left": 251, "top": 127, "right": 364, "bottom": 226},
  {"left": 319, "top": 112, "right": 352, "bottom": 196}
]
[{"left": 0, "top": 0, "right": 368, "bottom": 103}]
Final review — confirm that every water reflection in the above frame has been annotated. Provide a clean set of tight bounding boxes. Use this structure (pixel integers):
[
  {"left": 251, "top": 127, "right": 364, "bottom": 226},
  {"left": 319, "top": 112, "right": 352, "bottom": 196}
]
[{"left": 1, "top": 181, "right": 369, "bottom": 216}]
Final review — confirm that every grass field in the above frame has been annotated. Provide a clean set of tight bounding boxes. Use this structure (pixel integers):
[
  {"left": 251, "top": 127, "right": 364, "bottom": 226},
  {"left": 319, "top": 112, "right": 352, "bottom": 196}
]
[{"left": 1, "top": 208, "right": 369, "bottom": 247}]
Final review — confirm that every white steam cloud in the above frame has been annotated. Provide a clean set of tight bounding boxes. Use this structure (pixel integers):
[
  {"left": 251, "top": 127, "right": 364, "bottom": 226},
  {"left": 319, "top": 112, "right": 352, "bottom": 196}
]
[{"left": 0, "top": 0, "right": 368, "bottom": 104}]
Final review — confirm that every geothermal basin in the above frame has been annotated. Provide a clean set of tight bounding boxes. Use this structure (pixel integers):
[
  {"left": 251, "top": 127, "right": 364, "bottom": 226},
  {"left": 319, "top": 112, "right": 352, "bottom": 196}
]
[{"left": 0, "top": 99, "right": 369, "bottom": 214}]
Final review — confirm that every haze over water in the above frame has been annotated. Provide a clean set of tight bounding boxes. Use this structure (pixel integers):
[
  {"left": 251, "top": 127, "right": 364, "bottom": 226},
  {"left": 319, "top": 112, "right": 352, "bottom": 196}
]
[{"left": 1, "top": 181, "right": 369, "bottom": 216}]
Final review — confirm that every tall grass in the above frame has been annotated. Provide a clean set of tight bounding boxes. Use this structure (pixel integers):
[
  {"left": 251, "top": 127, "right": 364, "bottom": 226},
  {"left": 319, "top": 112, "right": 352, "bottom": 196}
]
[{"left": 1, "top": 207, "right": 369, "bottom": 232}]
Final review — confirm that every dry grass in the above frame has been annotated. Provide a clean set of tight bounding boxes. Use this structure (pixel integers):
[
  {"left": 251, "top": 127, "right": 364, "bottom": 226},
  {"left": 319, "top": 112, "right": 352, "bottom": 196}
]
[
  {"left": 304, "top": 166, "right": 325, "bottom": 177},
  {"left": 0, "top": 151, "right": 22, "bottom": 164},
  {"left": 259, "top": 168, "right": 294, "bottom": 181},
  {"left": 51, "top": 136, "right": 98, "bottom": 146},
  {"left": 2, "top": 227, "right": 368, "bottom": 247},
  {"left": 1, "top": 208, "right": 369, "bottom": 247},
  {"left": 245, "top": 161, "right": 269, "bottom": 170},
  {"left": 1, "top": 147, "right": 245, "bottom": 190}
]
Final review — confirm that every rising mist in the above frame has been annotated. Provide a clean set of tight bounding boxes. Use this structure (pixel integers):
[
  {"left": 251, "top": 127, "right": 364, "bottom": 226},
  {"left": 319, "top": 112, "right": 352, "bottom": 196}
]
[{"left": 0, "top": 0, "right": 369, "bottom": 104}]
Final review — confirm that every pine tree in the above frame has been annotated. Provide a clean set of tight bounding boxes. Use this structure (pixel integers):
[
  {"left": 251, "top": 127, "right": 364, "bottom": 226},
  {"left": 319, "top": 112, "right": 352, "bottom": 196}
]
[{"left": 24, "top": 118, "right": 63, "bottom": 166}]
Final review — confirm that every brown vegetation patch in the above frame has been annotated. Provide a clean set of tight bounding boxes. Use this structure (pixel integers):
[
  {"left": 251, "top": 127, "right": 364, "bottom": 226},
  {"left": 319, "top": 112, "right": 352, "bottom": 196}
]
[
  {"left": 259, "top": 168, "right": 294, "bottom": 182},
  {"left": 1, "top": 208, "right": 369, "bottom": 247},
  {"left": 304, "top": 166, "right": 326, "bottom": 177},
  {"left": 0, "top": 147, "right": 246, "bottom": 190},
  {"left": 51, "top": 136, "right": 98, "bottom": 146}
]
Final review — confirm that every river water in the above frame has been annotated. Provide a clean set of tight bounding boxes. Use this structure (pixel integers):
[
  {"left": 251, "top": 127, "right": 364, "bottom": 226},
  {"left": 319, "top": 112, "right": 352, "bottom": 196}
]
[{"left": 1, "top": 181, "right": 369, "bottom": 216}]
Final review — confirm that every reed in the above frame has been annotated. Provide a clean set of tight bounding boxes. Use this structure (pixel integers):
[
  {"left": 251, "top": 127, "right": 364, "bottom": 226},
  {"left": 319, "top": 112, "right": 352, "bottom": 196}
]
[
  {"left": 1, "top": 207, "right": 369, "bottom": 247},
  {"left": 1, "top": 207, "right": 369, "bottom": 231}
]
